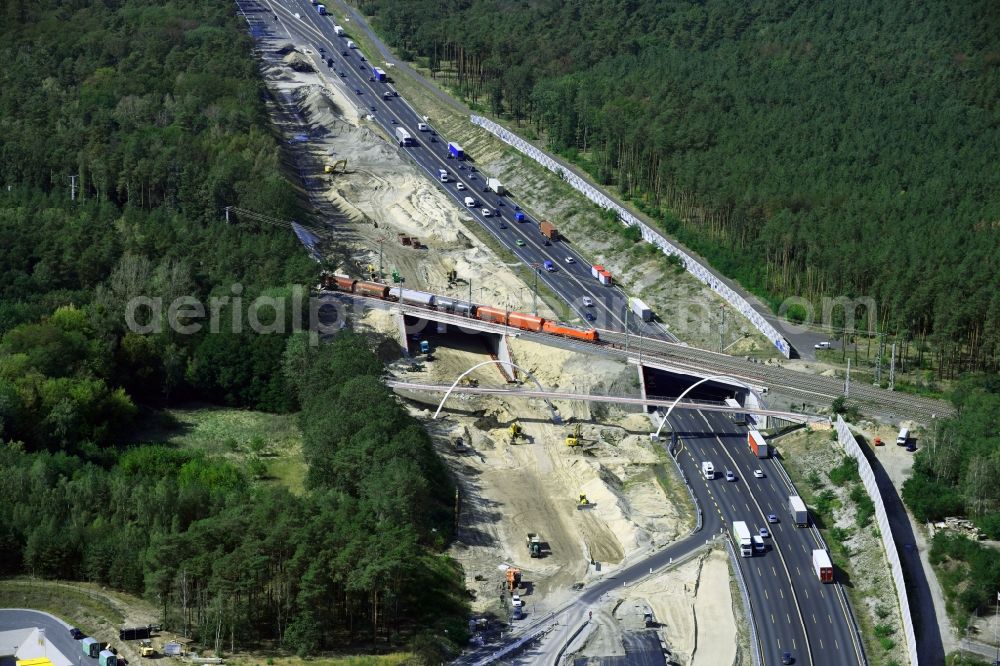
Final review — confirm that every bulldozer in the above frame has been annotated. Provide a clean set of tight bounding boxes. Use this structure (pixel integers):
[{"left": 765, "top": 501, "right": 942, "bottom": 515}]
[
  {"left": 566, "top": 423, "right": 582, "bottom": 447},
  {"left": 324, "top": 159, "right": 348, "bottom": 174}
]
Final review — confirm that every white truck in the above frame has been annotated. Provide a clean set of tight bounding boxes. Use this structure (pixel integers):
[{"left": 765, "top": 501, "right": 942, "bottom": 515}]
[
  {"left": 346, "top": 40, "right": 356, "bottom": 49},
  {"left": 333, "top": 25, "right": 345, "bottom": 35},
  {"left": 438, "top": 169, "right": 448, "bottom": 183},
  {"left": 394, "top": 127, "right": 413, "bottom": 147},
  {"left": 487, "top": 178, "right": 505, "bottom": 195},
  {"left": 812, "top": 549, "right": 834, "bottom": 582},
  {"left": 733, "top": 521, "right": 753, "bottom": 557},
  {"left": 789, "top": 495, "right": 809, "bottom": 527},
  {"left": 464, "top": 196, "right": 476, "bottom": 207},
  {"left": 724, "top": 397, "right": 746, "bottom": 425},
  {"left": 629, "top": 297, "right": 653, "bottom": 322},
  {"left": 701, "top": 461, "right": 715, "bottom": 480}
]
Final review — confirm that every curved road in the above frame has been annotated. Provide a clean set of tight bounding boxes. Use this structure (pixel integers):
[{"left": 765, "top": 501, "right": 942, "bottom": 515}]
[{"left": 0, "top": 609, "right": 80, "bottom": 666}]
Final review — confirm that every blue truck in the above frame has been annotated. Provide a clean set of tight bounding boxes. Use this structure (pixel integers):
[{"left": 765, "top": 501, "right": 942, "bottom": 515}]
[
  {"left": 372, "top": 67, "right": 387, "bottom": 82},
  {"left": 514, "top": 211, "right": 526, "bottom": 222},
  {"left": 316, "top": 4, "right": 326, "bottom": 14},
  {"left": 448, "top": 142, "right": 465, "bottom": 159}
]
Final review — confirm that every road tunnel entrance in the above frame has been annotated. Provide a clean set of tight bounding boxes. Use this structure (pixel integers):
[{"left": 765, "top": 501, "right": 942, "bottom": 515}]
[
  {"left": 403, "top": 314, "right": 514, "bottom": 382},
  {"left": 640, "top": 365, "right": 748, "bottom": 407}
]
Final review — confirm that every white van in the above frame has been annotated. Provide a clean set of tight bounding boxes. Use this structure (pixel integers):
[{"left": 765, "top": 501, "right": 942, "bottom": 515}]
[
  {"left": 346, "top": 40, "right": 356, "bottom": 49},
  {"left": 438, "top": 169, "right": 448, "bottom": 183},
  {"left": 896, "top": 427, "right": 909, "bottom": 446},
  {"left": 464, "top": 196, "right": 476, "bottom": 207},
  {"left": 417, "top": 123, "right": 428, "bottom": 131}
]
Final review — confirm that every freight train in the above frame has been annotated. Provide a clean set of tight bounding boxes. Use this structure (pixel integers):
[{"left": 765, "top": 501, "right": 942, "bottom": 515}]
[{"left": 321, "top": 273, "right": 599, "bottom": 343}]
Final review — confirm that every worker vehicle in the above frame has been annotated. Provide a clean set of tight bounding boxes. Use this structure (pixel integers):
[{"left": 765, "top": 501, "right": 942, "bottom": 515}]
[
  {"left": 577, "top": 493, "right": 591, "bottom": 509},
  {"left": 566, "top": 423, "right": 582, "bottom": 447},
  {"left": 511, "top": 594, "right": 523, "bottom": 608},
  {"left": 505, "top": 567, "right": 522, "bottom": 591},
  {"left": 99, "top": 650, "right": 117, "bottom": 666},
  {"left": 119, "top": 626, "right": 159, "bottom": 641},
  {"left": 896, "top": 427, "right": 909, "bottom": 445},
  {"left": 140, "top": 648, "right": 156, "bottom": 658},
  {"left": 509, "top": 423, "right": 524, "bottom": 443},
  {"left": 82, "top": 638, "right": 101, "bottom": 658},
  {"left": 70, "top": 628, "right": 84, "bottom": 639},
  {"left": 526, "top": 533, "right": 542, "bottom": 558},
  {"left": 701, "top": 461, "right": 715, "bottom": 480}
]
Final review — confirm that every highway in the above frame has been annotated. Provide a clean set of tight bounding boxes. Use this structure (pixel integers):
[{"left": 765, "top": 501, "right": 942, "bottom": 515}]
[
  {"left": 670, "top": 409, "right": 864, "bottom": 665},
  {"left": 237, "top": 5, "right": 871, "bottom": 665},
  {"left": 257, "top": 0, "right": 669, "bottom": 343},
  {"left": 0, "top": 609, "right": 81, "bottom": 666}
]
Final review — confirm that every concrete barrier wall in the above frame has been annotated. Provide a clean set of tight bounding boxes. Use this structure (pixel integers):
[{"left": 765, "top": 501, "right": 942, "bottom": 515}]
[
  {"left": 836, "top": 416, "right": 918, "bottom": 665},
  {"left": 470, "top": 115, "right": 791, "bottom": 358}
]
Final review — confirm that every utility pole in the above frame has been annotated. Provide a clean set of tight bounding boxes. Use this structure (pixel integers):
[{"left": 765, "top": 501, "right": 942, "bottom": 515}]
[
  {"left": 845, "top": 358, "right": 851, "bottom": 399},
  {"left": 874, "top": 331, "right": 882, "bottom": 385},
  {"left": 69, "top": 175, "right": 77, "bottom": 202},
  {"left": 889, "top": 342, "right": 896, "bottom": 391}
]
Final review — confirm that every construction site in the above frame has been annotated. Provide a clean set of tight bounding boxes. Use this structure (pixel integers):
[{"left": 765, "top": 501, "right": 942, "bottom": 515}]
[{"left": 257, "top": 29, "right": 744, "bottom": 664}]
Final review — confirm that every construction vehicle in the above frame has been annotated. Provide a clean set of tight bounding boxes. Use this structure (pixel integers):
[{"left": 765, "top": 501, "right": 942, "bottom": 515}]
[
  {"left": 577, "top": 493, "right": 591, "bottom": 509},
  {"left": 526, "top": 533, "right": 542, "bottom": 558},
  {"left": 140, "top": 648, "right": 156, "bottom": 658},
  {"left": 323, "top": 159, "right": 347, "bottom": 174},
  {"left": 873, "top": 436, "right": 884, "bottom": 446},
  {"left": 566, "top": 423, "right": 581, "bottom": 447},
  {"left": 505, "top": 567, "right": 522, "bottom": 591},
  {"left": 509, "top": 422, "right": 524, "bottom": 443}
]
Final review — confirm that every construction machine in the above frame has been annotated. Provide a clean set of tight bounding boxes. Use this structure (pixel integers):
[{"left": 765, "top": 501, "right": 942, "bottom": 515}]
[
  {"left": 505, "top": 567, "right": 522, "bottom": 591},
  {"left": 577, "top": 493, "right": 591, "bottom": 509},
  {"left": 509, "top": 422, "right": 524, "bottom": 444},
  {"left": 526, "top": 533, "right": 542, "bottom": 558},
  {"left": 324, "top": 159, "right": 347, "bottom": 174},
  {"left": 566, "top": 423, "right": 582, "bottom": 447}
]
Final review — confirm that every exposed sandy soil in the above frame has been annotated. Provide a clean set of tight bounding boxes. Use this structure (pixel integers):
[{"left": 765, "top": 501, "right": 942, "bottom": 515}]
[
  {"left": 259, "top": 41, "right": 556, "bottom": 318},
  {"left": 571, "top": 548, "right": 738, "bottom": 665}
]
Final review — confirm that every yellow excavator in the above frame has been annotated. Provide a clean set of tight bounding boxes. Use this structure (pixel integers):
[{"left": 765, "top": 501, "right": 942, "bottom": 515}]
[
  {"left": 324, "top": 159, "right": 348, "bottom": 174},
  {"left": 577, "top": 493, "right": 591, "bottom": 509},
  {"left": 509, "top": 422, "right": 524, "bottom": 444},
  {"left": 566, "top": 423, "right": 582, "bottom": 447}
]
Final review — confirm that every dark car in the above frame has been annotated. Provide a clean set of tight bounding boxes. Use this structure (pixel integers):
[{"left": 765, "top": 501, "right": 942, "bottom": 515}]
[
  {"left": 359, "top": 55, "right": 366, "bottom": 61},
  {"left": 430, "top": 137, "right": 436, "bottom": 142},
  {"left": 499, "top": 223, "right": 508, "bottom": 229},
  {"left": 584, "top": 312, "right": 596, "bottom": 322},
  {"left": 469, "top": 166, "right": 477, "bottom": 172},
  {"left": 341, "top": 50, "right": 348, "bottom": 55},
  {"left": 355, "top": 88, "right": 362, "bottom": 94},
  {"left": 339, "top": 71, "right": 346, "bottom": 77},
  {"left": 369, "top": 76, "right": 375, "bottom": 81},
  {"left": 781, "top": 652, "right": 794, "bottom": 665},
  {"left": 359, "top": 64, "right": 366, "bottom": 70},
  {"left": 318, "top": 46, "right": 325, "bottom": 53},
  {"left": 70, "top": 628, "right": 84, "bottom": 639}
]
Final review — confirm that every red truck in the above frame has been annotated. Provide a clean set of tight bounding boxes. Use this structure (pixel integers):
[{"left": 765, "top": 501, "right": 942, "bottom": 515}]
[{"left": 539, "top": 220, "right": 558, "bottom": 240}]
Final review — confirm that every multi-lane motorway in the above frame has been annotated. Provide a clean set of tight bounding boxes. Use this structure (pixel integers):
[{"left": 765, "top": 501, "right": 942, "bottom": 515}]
[
  {"left": 240, "top": 4, "right": 870, "bottom": 664},
  {"left": 256, "top": 0, "right": 668, "bottom": 343}
]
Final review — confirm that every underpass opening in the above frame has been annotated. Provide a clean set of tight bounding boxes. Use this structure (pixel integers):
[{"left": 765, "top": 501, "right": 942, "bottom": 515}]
[
  {"left": 402, "top": 314, "right": 514, "bottom": 382},
  {"left": 641, "top": 365, "right": 748, "bottom": 408}
]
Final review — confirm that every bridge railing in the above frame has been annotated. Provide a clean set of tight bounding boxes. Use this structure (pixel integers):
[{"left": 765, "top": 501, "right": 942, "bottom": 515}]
[
  {"left": 469, "top": 115, "right": 791, "bottom": 358},
  {"left": 836, "top": 416, "right": 918, "bottom": 665}
]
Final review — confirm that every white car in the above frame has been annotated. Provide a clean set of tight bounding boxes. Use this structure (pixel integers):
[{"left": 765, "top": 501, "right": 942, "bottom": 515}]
[
  {"left": 753, "top": 469, "right": 764, "bottom": 479},
  {"left": 814, "top": 341, "right": 832, "bottom": 349},
  {"left": 565, "top": 256, "right": 575, "bottom": 264},
  {"left": 582, "top": 296, "right": 593, "bottom": 307},
  {"left": 725, "top": 470, "right": 736, "bottom": 482},
  {"left": 481, "top": 208, "right": 491, "bottom": 217},
  {"left": 511, "top": 594, "right": 523, "bottom": 608},
  {"left": 456, "top": 182, "right": 465, "bottom": 191}
]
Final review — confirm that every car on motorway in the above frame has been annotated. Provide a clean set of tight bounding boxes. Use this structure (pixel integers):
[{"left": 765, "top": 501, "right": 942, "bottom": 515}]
[
  {"left": 359, "top": 55, "right": 366, "bottom": 61},
  {"left": 781, "top": 652, "right": 794, "bottom": 665},
  {"left": 470, "top": 166, "right": 477, "bottom": 172},
  {"left": 582, "top": 296, "right": 593, "bottom": 307},
  {"left": 481, "top": 208, "right": 491, "bottom": 217},
  {"left": 753, "top": 469, "right": 764, "bottom": 478},
  {"left": 341, "top": 50, "right": 347, "bottom": 55},
  {"left": 543, "top": 239, "right": 551, "bottom": 246},
  {"left": 382, "top": 91, "right": 392, "bottom": 98},
  {"left": 725, "top": 470, "right": 736, "bottom": 482},
  {"left": 456, "top": 182, "right": 465, "bottom": 191},
  {"left": 339, "top": 71, "right": 346, "bottom": 77},
  {"left": 359, "top": 64, "right": 366, "bottom": 70},
  {"left": 318, "top": 46, "right": 325, "bottom": 53},
  {"left": 768, "top": 513, "right": 779, "bottom": 523},
  {"left": 759, "top": 526, "right": 770, "bottom": 538},
  {"left": 355, "top": 88, "right": 362, "bottom": 94},
  {"left": 515, "top": 239, "right": 525, "bottom": 246},
  {"left": 499, "top": 223, "right": 507, "bottom": 229},
  {"left": 585, "top": 312, "right": 596, "bottom": 322},
  {"left": 70, "top": 628, "right": 84, "bottom": 639},
  {"left": 565, "top": 256, "right": 575, "bottom": 264},
  {"left": 369, "top": 76, "right": 375, "bottom": 81}
]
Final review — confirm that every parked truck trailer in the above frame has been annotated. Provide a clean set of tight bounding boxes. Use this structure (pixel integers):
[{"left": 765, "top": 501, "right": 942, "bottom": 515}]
[{"left": 790, "top": 495, "right": 808, "bottom": 527}]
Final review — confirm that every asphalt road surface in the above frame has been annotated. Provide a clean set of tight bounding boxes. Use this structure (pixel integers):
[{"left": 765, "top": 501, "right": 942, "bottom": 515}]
[{"left": 0, "top": 609, "right": 83, "bottom": 666}]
